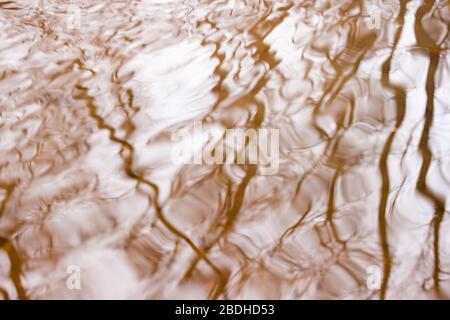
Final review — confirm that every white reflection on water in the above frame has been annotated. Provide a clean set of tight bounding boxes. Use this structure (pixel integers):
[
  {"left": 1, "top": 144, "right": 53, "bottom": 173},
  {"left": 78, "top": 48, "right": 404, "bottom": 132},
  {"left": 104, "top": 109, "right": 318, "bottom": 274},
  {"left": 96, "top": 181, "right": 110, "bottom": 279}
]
[{"left": 0, "top": 0, "right": 449, "bottom": 299}]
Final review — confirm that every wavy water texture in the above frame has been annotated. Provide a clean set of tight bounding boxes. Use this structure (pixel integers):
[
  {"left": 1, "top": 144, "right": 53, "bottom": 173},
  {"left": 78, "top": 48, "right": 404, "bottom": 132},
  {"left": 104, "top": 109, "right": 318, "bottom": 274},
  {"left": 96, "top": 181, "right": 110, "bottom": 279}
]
[{"left": 0, "top": 0, "right": 449, "bottom": 299}]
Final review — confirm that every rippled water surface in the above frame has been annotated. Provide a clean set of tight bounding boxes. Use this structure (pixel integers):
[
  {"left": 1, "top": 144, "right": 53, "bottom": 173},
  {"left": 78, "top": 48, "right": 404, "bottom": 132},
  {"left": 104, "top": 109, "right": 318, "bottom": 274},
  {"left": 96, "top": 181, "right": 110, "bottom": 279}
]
[{"left": 0, "top": 0, "right": 449, "bottom": 299}]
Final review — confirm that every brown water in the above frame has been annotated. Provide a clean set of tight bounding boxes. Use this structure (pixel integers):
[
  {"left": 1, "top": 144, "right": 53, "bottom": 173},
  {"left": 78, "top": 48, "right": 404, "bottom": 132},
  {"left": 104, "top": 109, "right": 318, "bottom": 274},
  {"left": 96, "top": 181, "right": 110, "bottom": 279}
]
[{"left": 0, "top": 0, "right": 449, "bottom": 300}]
